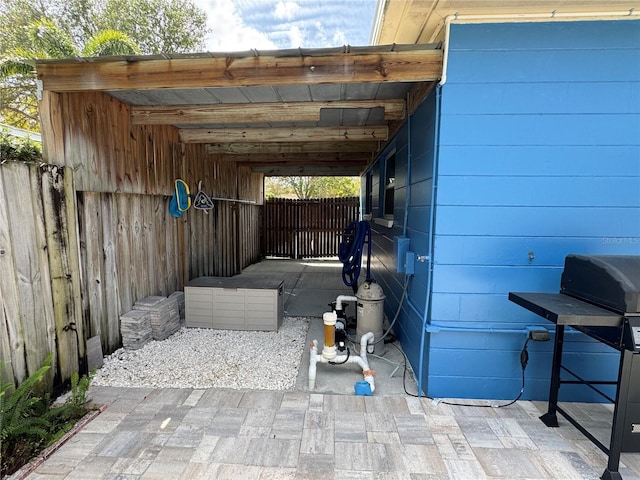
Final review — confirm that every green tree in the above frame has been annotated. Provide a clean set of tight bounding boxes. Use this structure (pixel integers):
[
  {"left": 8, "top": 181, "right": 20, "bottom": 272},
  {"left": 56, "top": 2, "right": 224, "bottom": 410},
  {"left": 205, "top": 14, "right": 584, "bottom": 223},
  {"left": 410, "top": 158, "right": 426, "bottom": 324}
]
[
  {"left": 98, "top": 0, "right": 208, "bottom": 54},
  {"left": 1, "top": 0, "right": 209, "bottom": 56},
  {"left": 0, "top": 18, "right": 140, "bottom": 131},
  {"left": 265, "top": 176, "right": 360, "bottom": 199},
  {"left": 0, "top": 0, "right": 209, "bottom": 130}
]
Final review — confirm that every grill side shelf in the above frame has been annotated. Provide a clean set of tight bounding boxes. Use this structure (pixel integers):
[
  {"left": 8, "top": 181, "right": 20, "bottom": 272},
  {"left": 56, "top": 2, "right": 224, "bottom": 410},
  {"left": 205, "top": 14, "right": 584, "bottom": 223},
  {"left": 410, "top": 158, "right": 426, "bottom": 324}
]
[{"left": 508, "top": 292, "right": 624, "bottom": 327}]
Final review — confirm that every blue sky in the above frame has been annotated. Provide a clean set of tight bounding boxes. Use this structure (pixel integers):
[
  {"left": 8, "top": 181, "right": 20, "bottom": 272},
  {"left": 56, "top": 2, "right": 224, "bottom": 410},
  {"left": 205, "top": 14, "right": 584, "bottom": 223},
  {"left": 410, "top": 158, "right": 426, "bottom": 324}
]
[{"left": 192, "top": 0, "right": 378, "bottom": 51}]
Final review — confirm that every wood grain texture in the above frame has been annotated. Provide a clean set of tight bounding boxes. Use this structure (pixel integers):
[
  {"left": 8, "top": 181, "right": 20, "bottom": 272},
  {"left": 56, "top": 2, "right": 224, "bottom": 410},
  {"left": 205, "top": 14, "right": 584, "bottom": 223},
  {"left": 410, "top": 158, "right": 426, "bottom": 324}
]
[
  {"left": 131, "top": 100, "right": 406, "bottom": 125},
  {"left": 37, "top": 50, "right": 443, "bottom": 91},
  {"left": 180, "top": 126, "right": 388, "bottom": 144}
]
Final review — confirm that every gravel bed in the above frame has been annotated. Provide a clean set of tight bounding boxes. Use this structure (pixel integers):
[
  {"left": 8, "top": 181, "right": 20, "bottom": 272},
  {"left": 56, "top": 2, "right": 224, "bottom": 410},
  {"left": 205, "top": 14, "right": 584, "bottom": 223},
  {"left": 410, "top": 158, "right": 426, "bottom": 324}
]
[{"left": 92, "top": 317, "right": 310, "bottom": 390}]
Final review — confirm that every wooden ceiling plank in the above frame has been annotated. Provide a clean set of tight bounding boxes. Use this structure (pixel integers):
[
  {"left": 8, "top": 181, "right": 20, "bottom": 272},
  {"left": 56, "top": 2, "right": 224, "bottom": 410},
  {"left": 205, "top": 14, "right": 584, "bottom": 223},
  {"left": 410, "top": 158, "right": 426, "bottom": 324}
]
[
  {"left": 131, "top": 99, "right": 405, "bottom": 125},
  {"left": 180, "top": 126, "right": 388, "bottom": 143},
  {"left": 407, "top": 81, "right": 437, "bottom": 115},
  {"left": 231, "top": 152, "right": 370, "bottom": 164},
  {"left": 206, "top": 141, "right": 380, "bottom": 155},
  {"left": 250, "top": 165, "right": 365, "bottom": 176},
  {"left": 37, "top": 50, "right": 442, "bottom": 92}
]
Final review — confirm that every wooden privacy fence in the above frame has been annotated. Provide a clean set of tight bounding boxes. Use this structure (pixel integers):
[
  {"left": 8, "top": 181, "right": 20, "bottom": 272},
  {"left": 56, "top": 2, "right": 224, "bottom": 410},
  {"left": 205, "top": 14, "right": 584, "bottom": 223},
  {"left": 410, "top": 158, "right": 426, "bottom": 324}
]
[
  {"left": 0, "top": 160, "right": 262, "bottom": 390},
  {"left": 0, "top": 161, "right": 84, "bottom": 388},
  {"left": 264, "top": 197, "right": 360, "bottom": 258}
]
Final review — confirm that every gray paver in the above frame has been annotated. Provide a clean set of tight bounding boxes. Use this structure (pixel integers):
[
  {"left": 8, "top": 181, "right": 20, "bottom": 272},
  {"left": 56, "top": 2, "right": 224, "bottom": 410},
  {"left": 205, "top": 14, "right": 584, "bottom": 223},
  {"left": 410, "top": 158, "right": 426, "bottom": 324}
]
[
  {"left": 95, "top": 431, "right": 154, "bottom": 457},
  {"left": 207, "top": 407, "right": 247, "bottom": 436},
  {"left": 334, "top": 442, "right": 393, "bottom": 471},
  {"left": 296, "top": 454, "right": 334, "bottom": 479},
  {"left": 209, "top": 436, "right": 252, "bottom": 464},
  {"left": 474, "top": 447, "right": 545, "bottom": 478},
  {"left": 270, "top": 409, "right": 306, "bottom": 440},
  {"left": 300, "top": 426, "right": 334, "bottom": 455},
  {"left": 26, "top": 260, "right": 640, "bottom": 479},
  {"left": 335, "top": 411, "right": 367, "bottom": 442},
  {"left": 245, "top": 438, "right": 300, "bottom": 467},
  {"left": 23, "top": 388, "right": 640, "bottom": 480},
  {"left": 394, "top": 414, "right": 434, "bottom": 445}
]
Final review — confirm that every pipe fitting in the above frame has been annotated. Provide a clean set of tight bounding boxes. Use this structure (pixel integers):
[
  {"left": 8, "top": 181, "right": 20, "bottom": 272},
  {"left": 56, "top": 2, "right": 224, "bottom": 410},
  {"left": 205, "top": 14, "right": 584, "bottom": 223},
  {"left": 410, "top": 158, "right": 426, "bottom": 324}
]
[{"left": 335, "top": 295, "right": 357, "bottom": 311}]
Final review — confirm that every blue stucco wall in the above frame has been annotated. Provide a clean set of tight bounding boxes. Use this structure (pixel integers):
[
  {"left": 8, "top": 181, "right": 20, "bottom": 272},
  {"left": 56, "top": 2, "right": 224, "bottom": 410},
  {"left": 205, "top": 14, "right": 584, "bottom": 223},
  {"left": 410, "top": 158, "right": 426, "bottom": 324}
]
[{"left": 364, "top": 19, "right": 640, "bottom": 401}]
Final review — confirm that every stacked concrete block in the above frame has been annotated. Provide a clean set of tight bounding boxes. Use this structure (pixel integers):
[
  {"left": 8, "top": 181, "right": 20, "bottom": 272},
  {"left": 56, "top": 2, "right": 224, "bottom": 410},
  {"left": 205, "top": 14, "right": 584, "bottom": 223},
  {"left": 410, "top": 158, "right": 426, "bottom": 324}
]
[
  {"left": 168, "top": 291, "right": 186, "bottom": 326},
  {"left": 133, "top": 296, "right": 181, "bottom": 340},
  {"left": 120, "top": 309, "right": 152, "bottom": 349}
]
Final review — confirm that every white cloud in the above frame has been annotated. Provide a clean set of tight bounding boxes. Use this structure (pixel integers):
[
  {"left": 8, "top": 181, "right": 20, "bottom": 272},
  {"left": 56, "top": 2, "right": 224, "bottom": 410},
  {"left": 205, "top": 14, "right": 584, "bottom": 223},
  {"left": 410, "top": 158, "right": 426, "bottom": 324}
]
[
  {"left": 332, "top": 30, "right": 347, "bottom": 46},
  {"left": 287, "top": 25, "right": 304, "bottom": 47},
  {"left": 191, "top": 0, "right": 376, "bottom": 51},
  {"left": 192, "top": 0, "right": 277, "bottom": 51},
  {"left": 274, "top": 1, "right": 301, "bottom": 20}
]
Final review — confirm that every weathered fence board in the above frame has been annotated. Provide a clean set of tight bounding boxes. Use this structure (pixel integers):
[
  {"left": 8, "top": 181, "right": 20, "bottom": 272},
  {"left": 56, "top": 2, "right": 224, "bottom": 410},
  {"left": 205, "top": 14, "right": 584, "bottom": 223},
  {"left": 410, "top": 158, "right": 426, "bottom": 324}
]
[
  {"left": 101, "top": 196, "right": 121, "bottom": 350},
  {"left": 0, "top": 166, "right": 24, "bottom": 387},
  {"left": 0, "top": 162, "right": 79, "bottom": 386},
  {"left": 264, "top": 197, "right": 359, "bottom": 258},
  {"left": 78, "top": 192, "right": 183, "bottom": 355},
  {"left": 5, "top": 90, "right": 266, "bottom": 391},
  {"left": 41, "top": 165, "right": 84, "bottom": 379},
  {"left": 78, "top": 191, "right": 106, "bottom": 345}
]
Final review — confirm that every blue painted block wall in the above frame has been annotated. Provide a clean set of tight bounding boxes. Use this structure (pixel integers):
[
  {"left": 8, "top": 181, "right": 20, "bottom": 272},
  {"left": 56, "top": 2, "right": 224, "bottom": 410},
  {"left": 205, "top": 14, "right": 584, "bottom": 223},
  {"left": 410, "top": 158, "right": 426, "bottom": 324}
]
[
  {"left": 363, "top": 19, "right": 640, "bottom": 401},
  {"left": 430, "top": 19, "right": 640, "bottom": 401},
  {"left": 363, "top": 90, "right": 438, "bottom": 395}
]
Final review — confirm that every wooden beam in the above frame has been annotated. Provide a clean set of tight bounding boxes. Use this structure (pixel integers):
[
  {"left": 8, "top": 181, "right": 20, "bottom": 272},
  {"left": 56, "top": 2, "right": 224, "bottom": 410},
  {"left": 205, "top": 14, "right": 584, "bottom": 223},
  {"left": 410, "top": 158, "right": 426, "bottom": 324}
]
[
  {"left": 381, "top": 81, "right": 437, "bottom": 154},
  {"left": 180, "top": 126, "right": 388, "bottom": 143},
  {"left": 131, "top": 100, "right": 405, "bottom": 125},
  {"left": 36, "top": 50, "right": 443, "bottom": 92},
  {"left": 229, "top": 152, "right": 371, "bottom": 164},
  {"left": 250, "top": 165, "right": 365, "bottom": 176},
  {"left": 205, "top": 141, "right": 380, "bottom": 155},
  {"left": 407, "top": 81, "right": 437, "bottom": 115}
]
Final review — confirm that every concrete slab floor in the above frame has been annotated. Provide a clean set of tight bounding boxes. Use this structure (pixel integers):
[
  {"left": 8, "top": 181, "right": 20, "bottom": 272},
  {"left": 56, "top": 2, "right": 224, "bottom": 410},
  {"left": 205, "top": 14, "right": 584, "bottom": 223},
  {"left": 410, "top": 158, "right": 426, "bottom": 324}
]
[{"left": 243, "top": 258, "right": 418, "bottom": 396}]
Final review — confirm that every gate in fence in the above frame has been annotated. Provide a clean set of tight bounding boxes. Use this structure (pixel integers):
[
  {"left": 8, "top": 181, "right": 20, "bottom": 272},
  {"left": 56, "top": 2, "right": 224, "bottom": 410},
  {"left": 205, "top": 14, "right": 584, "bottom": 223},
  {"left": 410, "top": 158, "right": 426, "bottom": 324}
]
[{"left": 264, "top": 197, "right": 360, "bottom": 259}]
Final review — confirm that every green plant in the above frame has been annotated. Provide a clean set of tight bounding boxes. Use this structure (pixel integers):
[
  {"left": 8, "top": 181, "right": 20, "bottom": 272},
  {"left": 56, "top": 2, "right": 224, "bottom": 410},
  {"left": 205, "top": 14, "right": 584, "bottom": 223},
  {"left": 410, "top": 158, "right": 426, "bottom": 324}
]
[
  {"left": 57, "top": 370, "right": 94, "bottom": 420},
  {"left": 1, "top": 354, "right": 56, "bottom": 476},
  {"left": 0, "top": 355, "right": 93, "bottom": 477},
  {"left": 0, "top": 354, "right": 54, "bottom": 444},
  {"left": 0, "top": 131, "right": 42, "bottom": 162}
]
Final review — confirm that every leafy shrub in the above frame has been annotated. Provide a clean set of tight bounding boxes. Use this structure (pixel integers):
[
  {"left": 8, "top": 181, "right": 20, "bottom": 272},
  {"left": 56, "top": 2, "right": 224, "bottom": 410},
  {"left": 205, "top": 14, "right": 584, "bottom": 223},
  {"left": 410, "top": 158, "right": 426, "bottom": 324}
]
[
  {"left": 0, "top": 131, "right": 42, "bottom": 163},
  {"left": 0, "top": 354, "right": 93, "bottom": 477}
]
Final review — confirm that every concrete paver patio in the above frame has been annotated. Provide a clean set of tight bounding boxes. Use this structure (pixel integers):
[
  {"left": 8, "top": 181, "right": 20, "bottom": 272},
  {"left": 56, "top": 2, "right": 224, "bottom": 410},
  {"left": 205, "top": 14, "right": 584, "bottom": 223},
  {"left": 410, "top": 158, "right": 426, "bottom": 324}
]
[
  {"left": 16, "top": 260, "right": 640, "bottom": 479},
  {"left": 23, "top": 386, "right": 640, "bottom": 479}
]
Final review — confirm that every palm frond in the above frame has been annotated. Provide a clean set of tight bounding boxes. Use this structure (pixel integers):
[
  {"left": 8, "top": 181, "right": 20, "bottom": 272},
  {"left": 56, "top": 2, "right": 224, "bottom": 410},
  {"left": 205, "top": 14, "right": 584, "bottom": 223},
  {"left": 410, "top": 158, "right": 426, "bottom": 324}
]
[
  {"left": 82, "top": 30, "right": 141, "bottom": 57},
  {"left": 0, "top": 59, "right": 35, "bottom": 79},
  {"left": 28, "top": 19, "right": 77, "bottom": 58}
]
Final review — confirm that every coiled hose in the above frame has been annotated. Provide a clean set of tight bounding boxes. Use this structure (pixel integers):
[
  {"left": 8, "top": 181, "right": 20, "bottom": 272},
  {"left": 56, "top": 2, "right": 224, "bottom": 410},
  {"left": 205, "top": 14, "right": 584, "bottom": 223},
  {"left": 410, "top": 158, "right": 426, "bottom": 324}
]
[{"left": 338, "top": 220, "right": 371, "bottom": 292}]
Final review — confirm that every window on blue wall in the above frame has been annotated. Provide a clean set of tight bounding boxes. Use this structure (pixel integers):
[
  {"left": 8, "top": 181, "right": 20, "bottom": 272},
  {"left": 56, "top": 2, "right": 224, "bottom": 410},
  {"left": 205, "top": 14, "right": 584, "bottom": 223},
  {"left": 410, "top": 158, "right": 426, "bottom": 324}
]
[
  {"left": 384, "top": 153, "right": 395, "bottom": 217},
  {"left": 364, "top": 172, "right": 372, "bottom": 215}
]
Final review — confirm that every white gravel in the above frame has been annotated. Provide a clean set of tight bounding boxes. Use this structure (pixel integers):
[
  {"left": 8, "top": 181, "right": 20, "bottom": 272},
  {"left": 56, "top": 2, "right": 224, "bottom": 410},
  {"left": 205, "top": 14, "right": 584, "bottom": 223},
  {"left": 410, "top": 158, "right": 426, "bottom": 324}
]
[{"left": 92, "top": 317, "right": 310, "bottom": 390}]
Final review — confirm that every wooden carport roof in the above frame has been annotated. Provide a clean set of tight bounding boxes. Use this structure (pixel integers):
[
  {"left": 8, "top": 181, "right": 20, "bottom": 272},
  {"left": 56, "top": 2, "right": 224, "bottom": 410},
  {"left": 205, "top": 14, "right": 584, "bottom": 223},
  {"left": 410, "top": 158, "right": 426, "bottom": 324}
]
[{"left": 35, "top": 44, "right": 442, "bottom": 176}]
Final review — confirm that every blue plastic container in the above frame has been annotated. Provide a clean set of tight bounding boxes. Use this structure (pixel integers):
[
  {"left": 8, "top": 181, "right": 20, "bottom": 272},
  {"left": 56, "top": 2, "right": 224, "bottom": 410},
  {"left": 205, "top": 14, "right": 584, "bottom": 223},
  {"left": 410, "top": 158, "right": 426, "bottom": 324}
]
[{"left": 354, "top": 381, "right": 372, "bottom": 396}]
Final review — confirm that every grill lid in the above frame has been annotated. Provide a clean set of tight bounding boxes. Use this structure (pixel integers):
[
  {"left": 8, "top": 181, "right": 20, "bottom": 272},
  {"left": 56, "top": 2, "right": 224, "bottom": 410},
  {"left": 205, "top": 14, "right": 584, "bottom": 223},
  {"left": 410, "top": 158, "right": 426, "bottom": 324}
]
[{"left": 560, "top": 254, "right": 640, "bottom": 315}]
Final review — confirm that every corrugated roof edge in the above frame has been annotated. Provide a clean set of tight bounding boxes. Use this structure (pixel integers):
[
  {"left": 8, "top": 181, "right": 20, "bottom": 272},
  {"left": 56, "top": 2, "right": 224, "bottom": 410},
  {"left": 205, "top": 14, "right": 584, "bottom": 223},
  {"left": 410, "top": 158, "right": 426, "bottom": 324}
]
[{"left": 33, "top": 43, "right": 441, "bottom": 65}]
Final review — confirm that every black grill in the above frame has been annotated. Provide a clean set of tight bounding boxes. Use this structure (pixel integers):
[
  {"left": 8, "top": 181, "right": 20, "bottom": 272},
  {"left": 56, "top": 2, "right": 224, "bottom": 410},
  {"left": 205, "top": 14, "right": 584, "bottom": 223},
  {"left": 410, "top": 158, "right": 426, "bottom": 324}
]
[
  {"left": 561, "top": 255, "right": 640, "bottom": 316},
  {"left": 510, "top": 254, "right": 640, "bottom": 480}
]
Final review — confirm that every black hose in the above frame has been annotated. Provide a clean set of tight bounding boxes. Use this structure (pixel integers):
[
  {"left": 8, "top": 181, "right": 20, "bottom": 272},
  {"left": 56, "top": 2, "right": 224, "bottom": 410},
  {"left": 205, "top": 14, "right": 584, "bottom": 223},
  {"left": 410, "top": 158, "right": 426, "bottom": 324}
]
[{"left": 338, "top": 221, "right": 372, "bottom": 292}]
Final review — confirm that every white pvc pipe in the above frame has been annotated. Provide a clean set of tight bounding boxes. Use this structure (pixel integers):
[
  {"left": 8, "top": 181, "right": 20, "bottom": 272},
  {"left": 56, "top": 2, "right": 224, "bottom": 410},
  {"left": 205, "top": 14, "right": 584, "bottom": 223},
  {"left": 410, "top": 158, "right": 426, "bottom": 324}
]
[
  {"left": 308, "top": 333, "right": 376, "bottom": 392},
  {"left": 435, "top": 9, "right": 638, "bottom": 86},
  {"left": 335, "top": 295, "right": 357, "bottom": 312}
]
